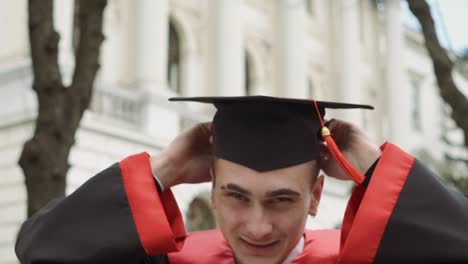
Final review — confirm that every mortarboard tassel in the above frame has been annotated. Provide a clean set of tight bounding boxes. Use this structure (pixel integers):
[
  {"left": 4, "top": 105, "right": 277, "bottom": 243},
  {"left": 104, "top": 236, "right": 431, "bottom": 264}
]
[{"left": 313, "top": 101, "right": 365, "bottom": 185}]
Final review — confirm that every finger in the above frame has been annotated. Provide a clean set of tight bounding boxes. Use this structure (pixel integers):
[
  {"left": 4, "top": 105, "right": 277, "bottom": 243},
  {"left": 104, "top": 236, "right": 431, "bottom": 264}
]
[
  {"left": 201, "top": 122, "right": 212, "bottom": 131},
  {"left": 319, "top": 142, "right": 330, "bottom": 158},
  {"left": 318, "top": 144, "right": 331, "bottom": 169},
  {"left": 324, "top": 118, "right": 336, "bottom": 128},
  {"left": 209, "top": 168, "right": 215, "bottom": 181},
  {"left": 325, "top": 119, "right": 345, "bottom": 133},
  {"left": 197, "top": 122, "right": 213, "bottom": 139},
  {"left": 318, "top": 157, "right": 331, "bottom": 176}
]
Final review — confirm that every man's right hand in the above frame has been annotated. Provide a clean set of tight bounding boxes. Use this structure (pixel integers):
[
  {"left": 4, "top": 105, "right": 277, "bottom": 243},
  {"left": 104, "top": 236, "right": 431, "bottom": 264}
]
[
  {"left": 150, "top": 122, "right": 213, "bottom": 189},
  {"left": 319, "top": 119, "right": 381, "bottom": 181}
]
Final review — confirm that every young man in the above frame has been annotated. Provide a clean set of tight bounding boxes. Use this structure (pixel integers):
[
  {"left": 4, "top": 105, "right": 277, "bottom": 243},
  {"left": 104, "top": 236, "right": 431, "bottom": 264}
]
[{"left": 16, "top": 96, "right": 468, "bottom": 263}]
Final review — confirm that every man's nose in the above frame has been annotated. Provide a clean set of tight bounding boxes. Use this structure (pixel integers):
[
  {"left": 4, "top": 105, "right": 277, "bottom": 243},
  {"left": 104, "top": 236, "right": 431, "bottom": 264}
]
[{"left": 244, "top": 207, "right": 273, "bottom": 241}]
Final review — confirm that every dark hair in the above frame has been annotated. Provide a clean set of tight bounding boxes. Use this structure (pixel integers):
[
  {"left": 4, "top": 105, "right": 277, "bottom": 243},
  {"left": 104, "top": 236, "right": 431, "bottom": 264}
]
[{"left": 212, "top": 158, "right": 320, "bottom": 188}]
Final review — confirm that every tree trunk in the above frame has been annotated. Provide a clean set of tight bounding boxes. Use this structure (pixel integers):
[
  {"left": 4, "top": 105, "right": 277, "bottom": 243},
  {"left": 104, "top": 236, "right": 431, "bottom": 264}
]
[
  {"left": 407, "top": 0, "right": 468, "bottom": 149},
  {"left": 19, "top": 0, "right": 107, "bottom": 217}
]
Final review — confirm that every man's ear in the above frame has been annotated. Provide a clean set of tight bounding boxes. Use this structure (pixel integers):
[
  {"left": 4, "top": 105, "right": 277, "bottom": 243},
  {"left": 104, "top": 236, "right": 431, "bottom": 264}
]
[
  {"left": 210, "top": 168, "right": 216, "bottom": 209},
  {"left": 309, "top": 175, "right": 324, "bottom": 217}
]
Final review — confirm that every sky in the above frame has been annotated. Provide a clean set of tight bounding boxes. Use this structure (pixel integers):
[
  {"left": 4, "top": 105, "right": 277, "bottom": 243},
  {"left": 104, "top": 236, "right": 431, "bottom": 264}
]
[{"left": 402, "top": 0, "right": 468, "bottom": 55}]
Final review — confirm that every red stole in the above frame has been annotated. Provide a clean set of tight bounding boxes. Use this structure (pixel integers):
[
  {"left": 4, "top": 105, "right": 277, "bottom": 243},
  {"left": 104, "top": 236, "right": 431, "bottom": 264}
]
[{"left": 168, "top": 229, "right": 340, "bottom": 263}]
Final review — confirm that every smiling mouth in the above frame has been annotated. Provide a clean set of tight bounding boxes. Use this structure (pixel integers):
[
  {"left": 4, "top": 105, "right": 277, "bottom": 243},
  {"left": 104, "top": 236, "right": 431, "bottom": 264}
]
[{"left": 239, "top": 238, "right": 280, "bottom": 254}]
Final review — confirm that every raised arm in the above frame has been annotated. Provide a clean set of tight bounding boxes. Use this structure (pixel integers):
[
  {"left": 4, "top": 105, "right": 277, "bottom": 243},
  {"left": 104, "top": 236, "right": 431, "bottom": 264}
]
[
  {"left": 15, "top": 123, "right": 213, "bottom": 264},
  {"left": 320, "top": 119, "right": 468, "bottom": 263}
]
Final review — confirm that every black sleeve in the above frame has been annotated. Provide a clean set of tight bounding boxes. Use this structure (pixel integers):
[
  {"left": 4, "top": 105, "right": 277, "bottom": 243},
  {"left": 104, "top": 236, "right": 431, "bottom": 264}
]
[
  {"left": 15, "top": 163, "right": 171, "bottom": 264},
  {"left": 339, "top": 143, "right": 468, "bottom": 263},
  {"left": 374, "top": 160, "right": 468, "bottom": 263}
]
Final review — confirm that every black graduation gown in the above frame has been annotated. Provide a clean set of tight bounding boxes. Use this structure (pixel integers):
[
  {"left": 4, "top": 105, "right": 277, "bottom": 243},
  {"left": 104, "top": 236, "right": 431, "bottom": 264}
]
[
  {"left": 15, "top": 153, "right": 176, "bottom": 264},
  {"left": 15, "top": 143, "right": 468, "bottom": 263}
]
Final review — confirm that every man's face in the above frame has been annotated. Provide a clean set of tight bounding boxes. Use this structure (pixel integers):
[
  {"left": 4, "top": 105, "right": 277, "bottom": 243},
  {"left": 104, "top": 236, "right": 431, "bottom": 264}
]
[{"left": 211, "top": 159, "right": 324, "bottom": 264}]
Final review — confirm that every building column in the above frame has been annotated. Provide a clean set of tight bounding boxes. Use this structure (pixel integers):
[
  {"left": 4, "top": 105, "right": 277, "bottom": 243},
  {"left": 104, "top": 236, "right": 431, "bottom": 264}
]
[
  {"left": 136, "top": 0, "right": 179, "bottom": 139},
  {"left": 384, "top": 0, "right": 406, "bottom": 144},
  {"left": 334, "top": 0, "right": 362, "bottom": 123},
  {"left": 274, "top": 0, "right": 307, "bottom": 98},
  {"left": 136, "top": 0, "right": 169, "bottom": 91},
  {"left": 99, "top": 1, "right": 136, "bottom": 84},
  {"left": 207, "top": 0, "right": 244, "bottom": 96},
  {"left": 181, "top": 38, "right": 203, "bottom": 97}
]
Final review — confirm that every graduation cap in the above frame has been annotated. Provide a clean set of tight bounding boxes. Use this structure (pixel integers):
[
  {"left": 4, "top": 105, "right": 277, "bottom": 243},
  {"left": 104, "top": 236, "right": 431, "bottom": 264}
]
[{"left": 169, "top": 96, "right": 373, "bottom": 185}]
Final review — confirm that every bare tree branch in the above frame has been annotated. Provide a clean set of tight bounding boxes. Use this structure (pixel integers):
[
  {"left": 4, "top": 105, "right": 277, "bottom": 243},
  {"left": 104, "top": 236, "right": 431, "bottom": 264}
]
[
  {"left": 28, "top": 0, "right": 63, "bottom": 95},
  {"left": 20, "top": 0, "right": 107, "bottom": 217},
  {"left": 67, "top": 0, "right": 107, "bottom": 131},
  {"left": 407, "top": 0, "right": 468, "bottom": 149}
]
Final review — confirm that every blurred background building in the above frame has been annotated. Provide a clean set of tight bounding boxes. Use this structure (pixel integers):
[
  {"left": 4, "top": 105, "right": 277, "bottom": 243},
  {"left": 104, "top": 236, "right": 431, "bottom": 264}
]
[{"left": 0, "top": 0, "right": 467, "bottom": 263}]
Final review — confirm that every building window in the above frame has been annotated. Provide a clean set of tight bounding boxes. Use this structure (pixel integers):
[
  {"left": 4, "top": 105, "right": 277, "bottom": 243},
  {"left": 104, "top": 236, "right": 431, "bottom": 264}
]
[
  {"left": 411, "top": 77, "right": 423, "bottom": 131},
  {"left": 362, "top": 86, "right": 376, "bottom": 130},
  {"left": 167, "top": 21, "right": 181, "bottom": 93},
  {"left": 359, "top": 0, "right": 366, "bottom": 44},
  {"left": 72, "top": 0, "right": 80, "bottom": 55},
  {"left": 245, "top": 51, "right": 253, "bottom": 95},
  {"left": 308, "top": 78, "right": 315, "bottom": 98},
  {"left": 305, "top": 0, "right": 315, "bottom": 16}
]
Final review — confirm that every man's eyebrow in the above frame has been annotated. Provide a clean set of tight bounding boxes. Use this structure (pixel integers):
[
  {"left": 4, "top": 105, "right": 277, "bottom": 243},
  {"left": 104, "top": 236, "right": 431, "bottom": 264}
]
[
  {"left": 266, "top": 188, "right": 301, "bottom": 197},
  {"left": 220, "top": 183, "right": 252, "bottom": 195}
]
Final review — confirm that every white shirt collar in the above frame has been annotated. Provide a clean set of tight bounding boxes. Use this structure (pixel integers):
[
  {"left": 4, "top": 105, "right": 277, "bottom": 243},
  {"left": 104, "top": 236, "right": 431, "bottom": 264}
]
[{"left": 282, "top": 235, "right": 305, "bottom": 264}]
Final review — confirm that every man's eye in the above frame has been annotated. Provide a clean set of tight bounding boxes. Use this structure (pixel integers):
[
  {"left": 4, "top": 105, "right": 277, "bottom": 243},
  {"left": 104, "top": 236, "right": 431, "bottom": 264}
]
[
  {"left": 227, "top": 192, "right": 248, "bottom": 201},
  {"left": 269, "top": 197, "right": 293, "bottom": 204}
]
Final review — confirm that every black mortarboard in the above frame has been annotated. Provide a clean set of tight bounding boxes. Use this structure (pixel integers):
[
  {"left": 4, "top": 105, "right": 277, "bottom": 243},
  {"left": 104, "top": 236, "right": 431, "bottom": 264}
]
[{"left": 169, "top": 96, "right": 373, "bottom": 183}]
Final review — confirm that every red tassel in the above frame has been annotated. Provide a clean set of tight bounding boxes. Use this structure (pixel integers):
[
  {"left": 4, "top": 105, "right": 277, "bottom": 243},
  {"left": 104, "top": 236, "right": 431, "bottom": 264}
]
[
  {"left": 312, "top": 100, "right": 365, "bottom": 185},
  {"left": 321, "top": 127, "right": 365, "bottom": 185}
]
